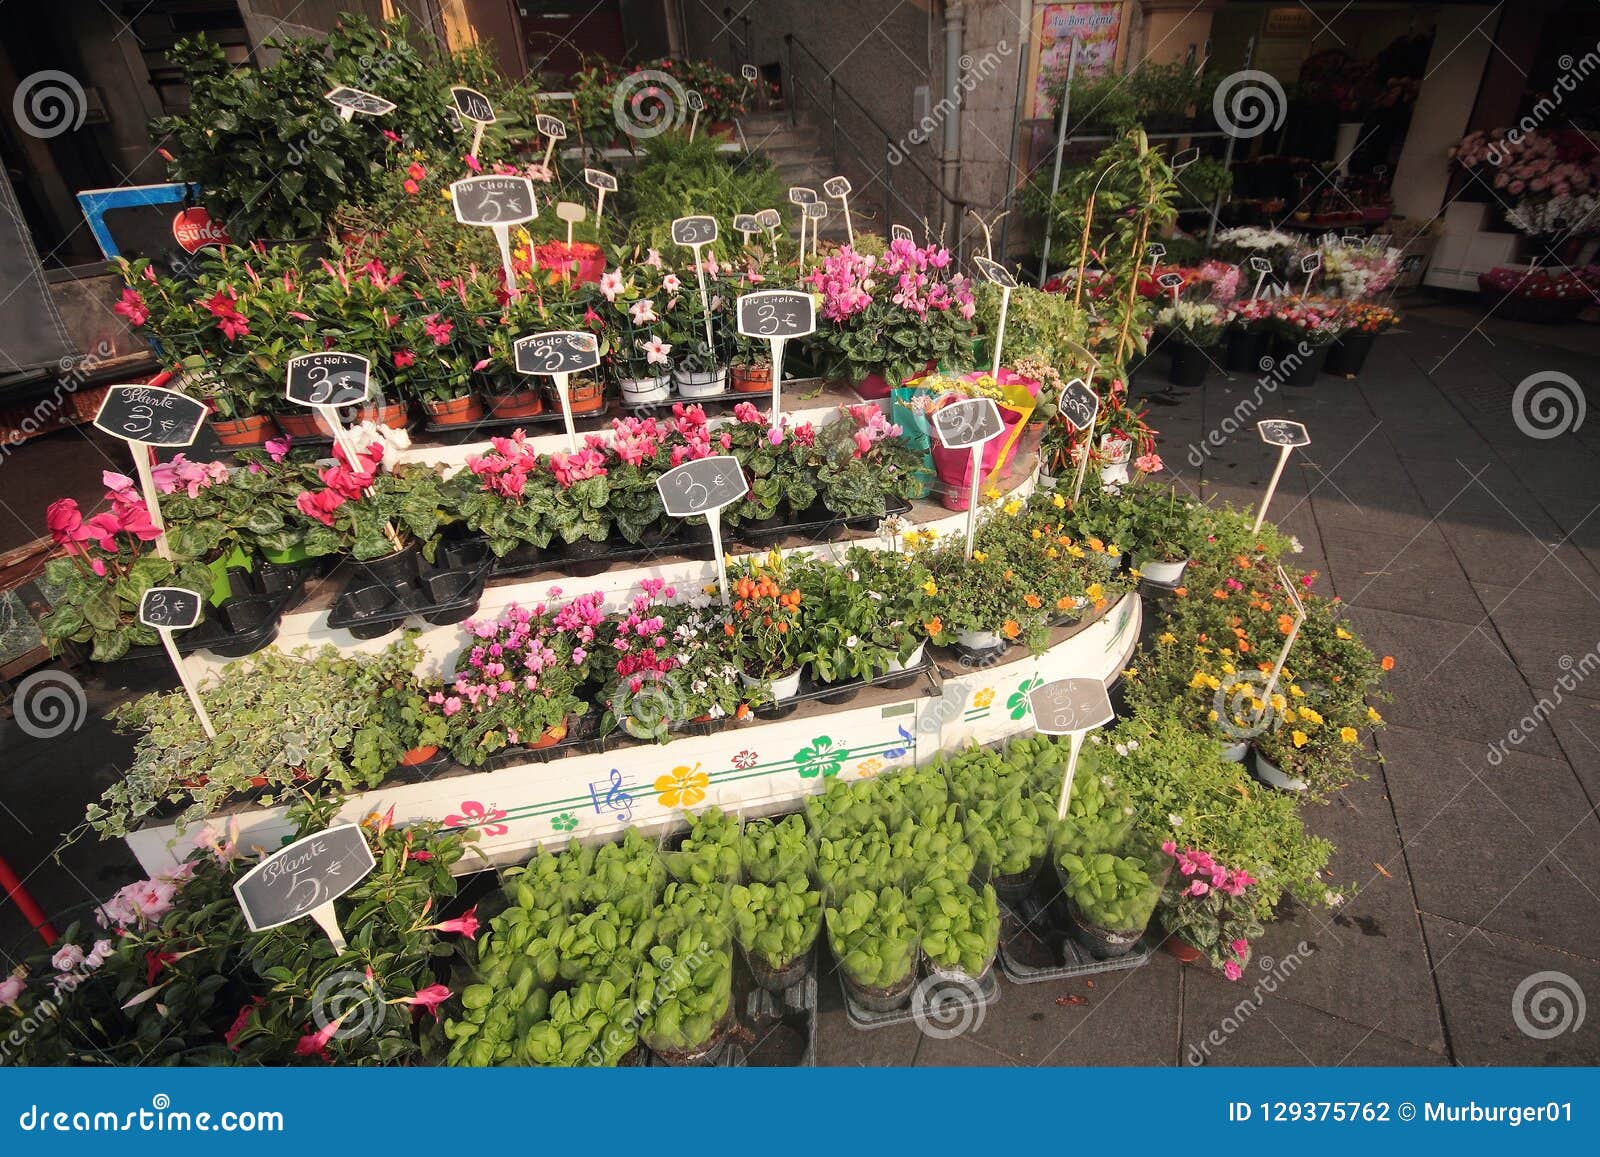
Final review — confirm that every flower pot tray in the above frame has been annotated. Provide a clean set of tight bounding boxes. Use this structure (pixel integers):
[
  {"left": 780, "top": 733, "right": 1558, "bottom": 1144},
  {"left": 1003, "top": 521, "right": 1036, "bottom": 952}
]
[
  {"left": 735, "top": 495, "right": 913, "bottom": 548},
  {"left": 997, "top": 883, "right": 1152, "bottom": 984},
  {"left": 325, "top": 538, "right": 494, "bottom": 638},
  {"left": 420, "top": 406, "right": 570, "bottom": 441},
  {"left": 480, "top": 715, "right": 595, "bottom": 769},
  {"left": 122, "top": 581, "right": 307, "bottom": 662},
  {"left": 839, "top": 960, "right": 1001, "bottom": 1033},
  {"left": 752, "top": 653, "right": 938, "bottom": 720},
  {"left": 618, "top": 391, "right": 745, "bottom": 417}
]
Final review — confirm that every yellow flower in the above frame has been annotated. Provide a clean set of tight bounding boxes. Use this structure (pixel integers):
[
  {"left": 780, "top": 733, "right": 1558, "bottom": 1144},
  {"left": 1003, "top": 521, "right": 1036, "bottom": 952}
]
[
  {"left": 1004, "top": 499, "right": 1023, "bottom": 516},
  {"left": 1206, "top": 709, "right": 1219, "bottom": 722},
  {"left": 1289, "top": 684, "right": 1305, "bottom": 698},
  {"left": 1189, "top": 671, "right": 1210, "bottom": 689},
  {"left": 1292, "top": 730, "right": 1309, "bottom": 748},
  {"left": 1336, "top": 627, "right": 1352, "bottom": 640},
  {"left": 1270, "top": 693, "right": 1287, "bottom": 712},
  {"left": 1107, "top": 544, "right": 1122, "bottom": 557},
  {"left": 1220, "top": 662, "right": 1236, "bottom": 675},
  {"left": 1051, "top": 494, "right": 1065, "bottom": 509},
  {"left": 1123, "top": 666, "right": 1139, "bottom": 678},
  {"left": 1067, "top": 545, "right": 1085, "bottom": 559},
  {"left": 984, "top": 485, "right": 1002, "bottom": 501},
  {"left": 1031, "top": 528, "right": 1043, "bottom": 540},
  {"left": 1158, "top": 632, "right": 1176, "bottom": 645},
  {"left": 972, "top": 550, "right": 988, "bottom": 563},
  {"left": 654, "top": 763, "right": 709, "bottom": 809},
  {"left": 974, "top": 688, "right": 995, "bottom": 708},
  {"left": 1086, "top": 582, "right": 1104, "bottom": 602},
  {"left": 1046, "top": 547, "right": 1059, "bottom": 559},
  {"left": 1366, "top": 706, "right": 1383, "bottom": 724},
  {"left": 1204, "top": 674, "right": 1221, "bottom": 691},
  {"left": 1340, "top": 727, "right": 1359, "bottom": 743},
  {"left": 1297, "top": 706, "right": 1323, "bottom": 725},
  {"left": 922, "top": 579, "right": 938, "bottom": 596}
]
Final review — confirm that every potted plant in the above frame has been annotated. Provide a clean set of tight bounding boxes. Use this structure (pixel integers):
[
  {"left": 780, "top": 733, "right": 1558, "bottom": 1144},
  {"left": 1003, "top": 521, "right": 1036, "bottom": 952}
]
[
  {"left": 1325, "top": 302, "right": 1398, "bottom": 377},
  {"left": 596, "top": 260, "right": 674, "bottom": 405},
  {"left": 1056, "top": 832, "right": 1169, "bottom": 960},
  {"left": 663, "top": 807, "right": 742, "bottom": 884},
  {"left": 796, "top": 545, "right": 931, "bottom": 690},
  {"left": 1124, "top": 486, "right": 1200, "bottom": 585},
  {"left": 728, "top": 329, "right": 772, "bottom": 394},
  {"left": 1153, "top": 300, "right": 1225, "bottom": 387},
  {"left": 1265, "top": 297, "right": 1344, "bottom": 386},
  {"left": 1223, "top": 297, "right": 1274, "bottom": 373},
  {"left": 1156, "top": 842, "right": 1264, "bottom": 978},
  {"left": 725, "top": 550, "right": 805, "bottom": 701},
  {"left": 731, "top": 876, "right": 823, "bottom": 991},
  {"left": 825, "top": 886, "right": 920, "bottom": 1011},
  {"left": 456, "top": 430, "right": 557, "bottom": 561},
  {"left": 911, "top": 873, "right": 1001, "bottom": 982},
  {"left": 962, "top": 792, "right": 1054, "bottom": 902},
  {"left": 667, "top": 306, "right": 730, "bottom": 400},
  {"left": 510, "top": 982, "right": 640, "bottom": 1067},
  {"left": 547, "top": 445, "right": 612, "bottom": 567},
  {"left": 427, "top": 593, "right": 602, "bottom": 765},
  {"left": 921, "top": 537, "right": 1052, "bottom": 659},
  {"left": 740, "top": 813, "right": 816, "bottom": 884},
  {"left": 636, "top": 925, "right": 735, "bottom": 1064}
]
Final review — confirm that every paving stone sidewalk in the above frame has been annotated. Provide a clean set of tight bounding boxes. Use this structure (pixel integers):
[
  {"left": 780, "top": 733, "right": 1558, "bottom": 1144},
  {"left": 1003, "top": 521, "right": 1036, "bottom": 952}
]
[{"left": 4, "top": 307, "right": 1598, "bottom": 1065}]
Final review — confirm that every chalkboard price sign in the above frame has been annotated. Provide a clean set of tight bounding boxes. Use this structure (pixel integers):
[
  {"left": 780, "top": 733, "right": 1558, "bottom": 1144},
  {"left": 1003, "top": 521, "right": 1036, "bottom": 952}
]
[
  {"left": 733, "top": 213, "right": 761, "bottom": 234},
  {"left": 325, "top": 86, "right": 395, "bottom": 117},
  {"left": 1147, "top": 242, "right": 1167, "bottom": 260},
  {"left": 1157, "top": 272, "right": 1184, "bottom": 289},
  {"left": 823, "top": 175, "right": 852, "bottom": 198},
  {"left": 451, "top": 85, "right": 495, "bottom": 124},
  {"left": 755, "top": 208, "right": 781, "bottom": 229},
  {"left": 803, "top": 201, "right": 827, "bottom": 220},
  {"left": 451, "top": 176, "right": 538, "bottom": 227},
  {"left": 1301, "top": 252, "right": 1322, "bottom": 273},
  {"left": 686, "top": 90, "right": 705, "bottom": 112},
  {"left": 671, "top": 215, "right": 718, "bottom": 247},
  {"left": 93, "top": 384, "right": 207, "bottom": 447},
  {"left": 972, "top": 255, "right": 1018, "bottom": 288},
  {"left": 737, "top": 290, "right": 815, "bottom": 339},
  {"left": 657, "top": 455, "right": 748, "bottom": 517},
  {"left": 138, "top": 586, "right": 202, "bottom": 631},
  {"left": 1257, "top": 419, "right": 1310, "bottom": 448},
  {"left": 742, "top": 64, "right": 759, "bottom": 82},
  {"left": 1249, "top": 256, "right": 1273, "bottom": 273},
  {"left": 583, "top": 169, "right": 618, "bottom": 193},
  {"left": 233, "top": 824, "right": 376, "bottom": 934},
  {"left": 891, "top": 224, "right": 914, "bottom": 243},
  {"left": 513, "top": 330, "right": 601, "bottom": 377},
  {"left": 1029, "top": 677, "right": 1114, "bottom": 735},
  {"left": 788, "top": 186, "right": 817, "bottom": 205},
  {"left": 536, "top": 114, "right": 568, "bottom": 140},
  {"left": 1058, "top": 378, "right": 1099, "bottom": 433},
  {"left": 932, "top": 397, "right": 1004, "bottom": 450},
  {"left": 285, "top": 352, "right": 371, "bottom": 407}
]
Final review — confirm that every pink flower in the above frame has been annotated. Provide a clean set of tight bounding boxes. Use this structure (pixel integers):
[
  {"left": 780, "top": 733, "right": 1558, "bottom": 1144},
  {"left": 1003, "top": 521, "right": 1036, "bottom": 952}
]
[
  {"left": 429, "top": 906, "right": 479, "bottom": 939},
  {"left": 295, "top": 1019, "right": 343, "bottom": 1061},
  {"left": 1185, "top": 879, "right": 1210, "bottom": 897},
  {"left": 0, "top": 976, "right": 26, "bottom": 1008},
  {"left": 628, "top": 299, "right": 657, "bottom": 325},
  {"left": 265, "top": 434, "right": 292, "bottom": 463},
  {"left": 295, "top": 488, "right": 347, "bottom": 527},
  {"left": 642, "top": 336, "right": 672, "bottom": 366},
  {"left": 393, "top": 349, "right": 416, "bottom": 369},
  {"left": 224, "top": 997, "right": 263, "bottom": 1050},
  {"left": 395, "top": 983, "right": 452, "bottom": 1018},
  {"left": 1231, "top": 938, "right": 1249, "bottom": 958},
  {"left": 113, "top": 288, "right": 149, "bottom": 327},
  {"left": 463, "top": 153, "right": 482, "bottom": 173},
  {"left": 1135, "top": 452, "right": 1163, "bottom": 475},
  {"left": 1223, "top": 960, "right": 1243, "bottom": 981},
  {"left": 662, "top": 273, "right": 681, "bottom": 292},
  {"left": 51, "top": 945, "right": 85, "bottom": 972},
  {"left": 423, "top": 315, "right": 453, "bottom": 345},
  {"left": 599, "top": 270, "right": 624, "bottom": 301}
]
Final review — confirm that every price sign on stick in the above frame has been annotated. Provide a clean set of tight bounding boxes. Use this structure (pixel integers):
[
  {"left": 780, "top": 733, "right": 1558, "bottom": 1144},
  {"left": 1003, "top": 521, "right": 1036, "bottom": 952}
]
[
  {"left": 891, "top": 223, "right": 914, "bottom": 244},
  {"left": 138, "top": 587, "right": 215, "bottom": 738},
  {"left": 451, "top": 175, "right": 538, "bottom": 299},
  {"left": 583, "top": 169, "right": 618, "bottom": 223},
  {"left": 733, "top": 213, "right": 761, "bottom": 247},
  {"left": 788, "top": 187, "right": 816, "bottom": 257},
  {"left": 671, "top": 215, "right": 719, "bottom": 347},
  {"left": 285, "top": 352, "right": 370, "bottom": 468},
  {"left": 1300, "top": 251, "right": 1321, "bottom": 296},
  {"left": 755, "top": 207, "right": 781, "bottom": 259},
  {"left": 555, "top": 200, "right": 586, "bottom": 250},
  {"left": 657, "top": 454, "right": 748, "bottom": 604},
  {"left": 1147, "top": 241, "right": 1167, "bottom": 273},
  {"left": 325, "top": 86, "right": 394, "bottom": 121},
  {"left": 514, "top": 330, "right": 601, "bottom": 451},
  {"left": 1248, "top": 255, "right": 1272, "bottom": 300},
  {"left": 973, "top": 255, "right": 1018, "bottom": 376},
  {"left": 536, "top": 113, "right": 567, "bottom": 169},
  {"left": 450, "top": 85, "right": 495, "bottom": 155},
  {"left": 93, "top": 385, "right": 207, "bottom": 560},
  {"left": 823, "top": 175, "right": 854, "bottom": 244},
  {"left": 1157, "top": 271, "right": 1184, "bottom": 306},
  {"left": 233, "top": 824, "right": 376, "bottom": 950},
  {"left": 803, "top": 201, "right": 827, "bottom": 259},
  {"left": 932, "top": 397, "right": 1004, "bottom": 561},
  {"left": 741, "top": 63, "right": 759, "bottom": 84},
  {"left": 1028, "top": 678, "right": 1115, "bottom": 820},
  {"left": 686, "top": 89, "right": 705, "bottom": 140},
  {"left": 737, "top": 289, "right": 815, "bottom": 422},
  {"left": 1057, "top": 378, "right": 1101, "bottom": 505},
  {"left": 1257, "top": 564, "right": 1308, "bottom": 727},
  {"left": 1253, "top": 419, "right": 1310, "bottom": 533}
]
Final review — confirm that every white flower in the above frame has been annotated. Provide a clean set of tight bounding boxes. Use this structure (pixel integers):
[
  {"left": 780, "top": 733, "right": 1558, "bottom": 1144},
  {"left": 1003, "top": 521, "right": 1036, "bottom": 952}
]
[
  {"left": 1113, "top": 742, "right": 1128, "bottom": 756},
  {"left": 1168, "top": 813, "right": 1183, "bottom": 827},
  {"left": 1289, "top": 535, "right": 1304, "bottom": 554}
]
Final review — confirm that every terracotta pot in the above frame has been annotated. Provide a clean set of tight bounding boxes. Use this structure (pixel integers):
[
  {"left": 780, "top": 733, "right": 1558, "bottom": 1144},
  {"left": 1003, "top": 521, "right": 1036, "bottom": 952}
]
[
  {"left": 366, "top": 400, "right": 411, "bottom": 430},
  {"left": 210, "top": 413, "right": 279, "bottom": 447},
  {"left": 422, "top": 394, "right": 484, "bottom": 425},
  {"left": 561, "top": 380, "right": 607, "bottom": 414},
  {"left": 399, "top": 745, "right": 440, "bottom": 766},
  {"left": 273, "top": 410, "right": 327, "bottom": 439},
  {"left": 530, "top": 719, "right": 569, "bottom": 749},
  {"left": 731, "top": 363, "right": 772, "bottom": 393},
  {"left": 485, "top": 390, "right": 546, "bottom": 419},
  {"left": 1164, "top": 936, "right": 1204, "bottom": 964}
]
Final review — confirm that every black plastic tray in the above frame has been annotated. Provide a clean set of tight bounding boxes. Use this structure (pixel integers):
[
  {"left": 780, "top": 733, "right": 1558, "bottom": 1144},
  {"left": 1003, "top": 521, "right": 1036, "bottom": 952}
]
[
  {"left": 737, "top": 495, "right": 913, "bottom": 547},
  {"left": 997, "top": 880, "right": 1154, "bottom": 984},
  {"left": 840, "top": 962, "right": 1002, "bottom": 1032},
  {"left": 752, "top": 655, "right": 938, "bottom": 720},
  {"left": 326, "top": 539, "right": 494, "bottom": 638}
]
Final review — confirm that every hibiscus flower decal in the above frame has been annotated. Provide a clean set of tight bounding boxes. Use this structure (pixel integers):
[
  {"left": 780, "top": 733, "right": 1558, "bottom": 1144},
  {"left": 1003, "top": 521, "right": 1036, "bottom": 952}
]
[
  {"left": 551, "top": 812, "right": 579, "bottom": 833},
  {"left": 732, "top": 749, "right": 758, "bottom": 770},
  {"left": 444, "top": 800, "right": 508, "bottom": 838},
  {"left": 654, "top": 763, "right": 709, "bottom": 808},
  {"left": 794, "top": 736, "right": 848, "bottom": 779},
  {"left": 1008, "top": 677, "right": 1043, "bottom": 720}
]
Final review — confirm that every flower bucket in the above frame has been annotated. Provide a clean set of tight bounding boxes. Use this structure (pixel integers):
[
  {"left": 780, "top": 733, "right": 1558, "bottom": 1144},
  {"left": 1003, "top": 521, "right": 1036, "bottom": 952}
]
[
  {"left": 361, "top": 543, "right": 421, "bottom": 589},
  {"left": 619, "top": 375, "right": 671, "bottom": 406},
  {"left": 423, "top": 394, "right": 484, "bottom": 426},
  {"left": 674, "top": 365, "right": 728, "bottom": 398},
  {"left": 1274, "top": 337, "right": 1331, "bottom": 387},
  {"left": 211, "top": 413, "right": 279, "bottom": 447},
  {"left": 1099, "top": 434, "right": 1132, "bottom": 488},
  {"left": 399, "top": 745, "right": 439, "bottom": 766},
  {"left": 205, "top": 545, "right": 254, "bottom": 606},
  {"left": 1163, "top": 935, "right": 1204, "bottom": 964},
  {"left": 366, "top": 400, "right": 411, "bottom": 430},
  {"left": 1324, "top": 331, "right": 1375, "bottom": 377},
  {"left": 484, "top": 389, "right": 546, "bottom": 419},
  {"left": 1224, "top": 324, "right": 1267, "bottom": 373},
  {"left": 1167, "top": 342, "right": 1211, "bottom": 387},
  {"left": 731, "top": 363, "right": 771, "bottom": 393},
  {"left": 1251, "top": 748, "right": 1310, "bottom": 792},
  {"left": 741, "top": 666, "right": 801, "bottom": 701},
  {"left": 852, "top": 370, "right": 894, "bottom": 399},
  {"left": 883, "top": 640, "right": 926, "bottom": 675},
  {"left": 1218, "top": 739, "right": 1249, "bottom": 763}
]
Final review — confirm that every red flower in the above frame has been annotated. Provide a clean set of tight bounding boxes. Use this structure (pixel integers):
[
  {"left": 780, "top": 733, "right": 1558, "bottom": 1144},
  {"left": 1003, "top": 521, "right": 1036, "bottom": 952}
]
[
  {"left": 428, "top": 906, "right": 479, "bottom": 940},
  {"left": 295, "top": 488, "right": 347, "bottom": 527},
  {"left": 393, "top": 349, "right": 416, "bottom": 369},
  {"left": 397, "top": 983, "right": 451, "bottom": 1018},
  {"left": 145, "top": 950, "right": 179, "bottom": 985},
  {"left": 113, "top": 288, "right": 149, "bottom": 327},
  {"left": 224, "top": 997, "right": 263, "bottom": 1050}
]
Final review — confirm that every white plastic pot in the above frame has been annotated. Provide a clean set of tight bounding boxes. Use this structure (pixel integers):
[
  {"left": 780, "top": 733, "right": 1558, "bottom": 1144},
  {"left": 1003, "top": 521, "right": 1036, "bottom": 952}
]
[
  {"left": 620, "top": 375, "right": 671, "bottom": 405},
  {"left": 883, "top": 640, "right": 926, "bottom": 674},
  {"left": 1219, "top": 740, "right": 1250, "bottom": 763},
  {"left": 1252, "top": 748, "right": 1310, "bottom": 792},
  {"left": 1137, "top": 557, "right": 1189, "bottom": 585},
  {"left": 956, "top": 629, "right": 1002, "bottom": 653},
  {"left": 674, "top": 365, "right": 728, "bottom": 398},
  {"left": 740, "top": 666, "right": 801, "bottom": 701}
]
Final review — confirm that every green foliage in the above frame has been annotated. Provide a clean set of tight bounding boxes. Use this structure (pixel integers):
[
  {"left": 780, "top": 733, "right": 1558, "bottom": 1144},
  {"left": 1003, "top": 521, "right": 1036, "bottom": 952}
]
[
  {"left": 663, "top": 807, "right": 742, "bottom": 884},
  {"left": 825, "top": 886, "right": 919, "bottom": 989},
  {"left": 730, "top": 877, "right": 822, "bottom": 970},
  {"left": 911, "top": 875, "right": 1000, "bottom": 976},
  {"left": 621, "top": 134, "right": 783, "bottom": 255},
  {"left": 740, "top": 813, "right": 816, "bottom": 883}
]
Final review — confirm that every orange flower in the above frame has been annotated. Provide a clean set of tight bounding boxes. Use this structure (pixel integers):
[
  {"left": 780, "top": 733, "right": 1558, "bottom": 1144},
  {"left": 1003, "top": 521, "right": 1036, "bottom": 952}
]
[
  {"left": 1002, "top": 619, "right": 1021, "bottom": 639},
  {"left": 924, "top": 616, "right": 943, "bottom": 636},
  {"left": 1174, "top": 586, "right": 1188, "bottom": 597},
  {"left": 1055, "top": 596, "right": 1072, "bottom": 610},
  {"left": 1381, "top": 656, "right": 1395, "bottom": 671},
  {"left": 1277, "top": 614, "right": 1294, "bottom": 634},
  {"left": 1087, "top": 536, "right": 1105, "bottom": 552},
  {"left": 1212, "top": 589, "right": 1228, "bottom": 600},
  {"left": 723, "top": 622, "right": 735, "bottom": 636},
  {"left": 776, "top": 621, "right": 789, "bottom": 633},
  {"left": 1258, "top": 661, "right": 1273, "bottom": 673},
  {"left": 1024, "top": 593, "right": 1042, "bottom": 609},
  {"left": 1238, "top": 640, "right": 1250, "bottom": 653},
  {"left": 735, "top": 703, "right": 750, "bottom": 719}
]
